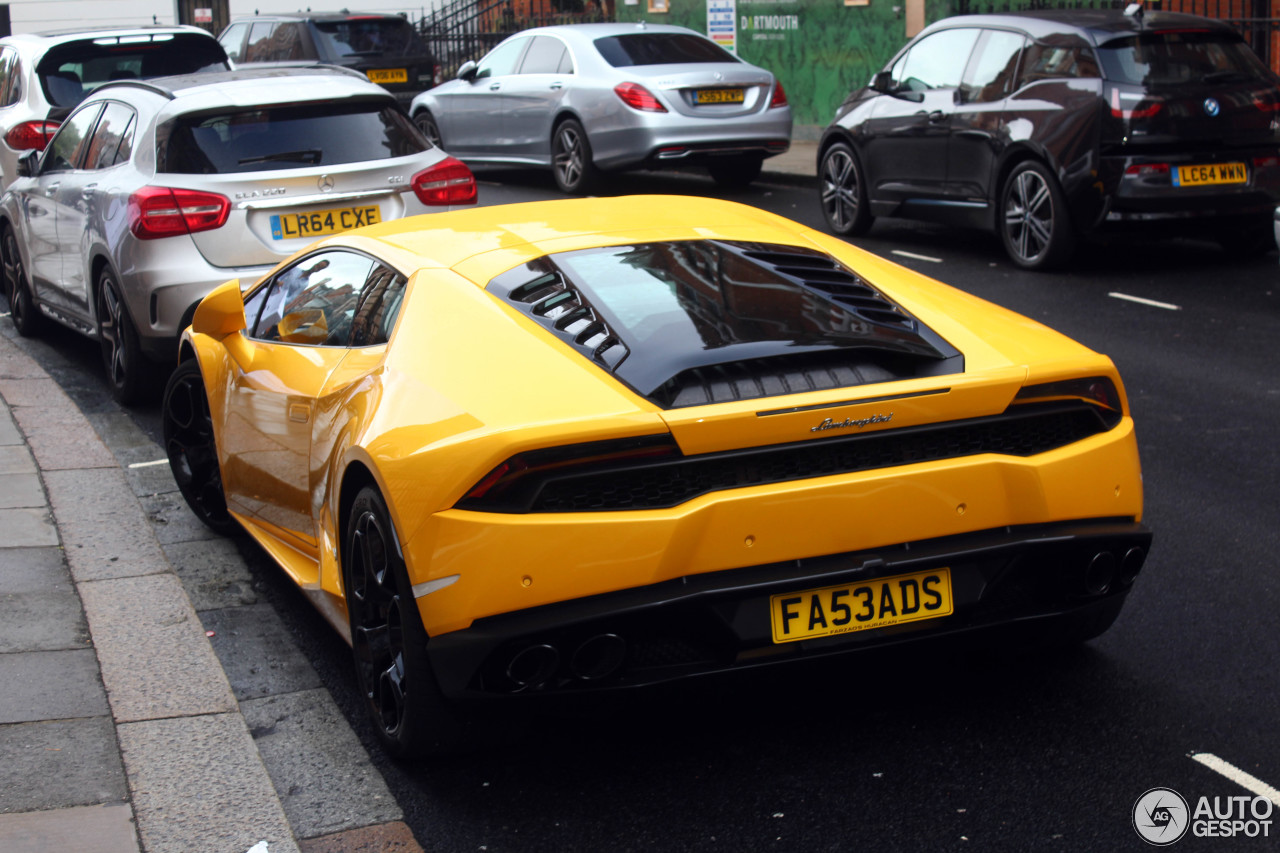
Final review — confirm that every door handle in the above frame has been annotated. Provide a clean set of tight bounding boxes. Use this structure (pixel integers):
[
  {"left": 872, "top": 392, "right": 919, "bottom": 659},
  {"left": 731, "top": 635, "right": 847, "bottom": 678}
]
[
  {"left": 550, "top": 82, "right": 563, "bottom": 90},
  {"left": 489, "top": 82, "right": 501, "bottom": 91},
  {"left": 288, "top": 402, "right": 310, "bottom": 424},
  {"left": 928, "top": 111, "right": 946, "bottom": 123}
]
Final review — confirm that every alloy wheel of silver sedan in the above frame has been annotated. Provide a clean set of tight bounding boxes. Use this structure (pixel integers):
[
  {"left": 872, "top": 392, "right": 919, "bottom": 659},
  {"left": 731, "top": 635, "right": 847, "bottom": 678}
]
[
  {"left": 999, "top": 160, "right": 1074, "bottom": 270},
  {"left": 819, "top": 142, "right": 872, "bottom": 237},
  {"left": 552, "top": 119, "right": 597, "bottom": 194}
]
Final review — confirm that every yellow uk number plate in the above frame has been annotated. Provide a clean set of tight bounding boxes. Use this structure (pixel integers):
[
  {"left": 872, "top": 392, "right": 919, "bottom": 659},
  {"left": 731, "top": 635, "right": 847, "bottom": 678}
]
[
  {"left": 1173, "top": 162, "right": 1247, "bottom": 187},
  {"left": 694, "top": 88, "right": 744, "bottom": 105},
  {"left": 270, "top": 205, "right": 381, "bottom": 240},
  {"left": 367, "top": 68, "right": 408, "bottom": 84},
  {"left": 770, "top": 568, "right": 953, "bottom": 644}
]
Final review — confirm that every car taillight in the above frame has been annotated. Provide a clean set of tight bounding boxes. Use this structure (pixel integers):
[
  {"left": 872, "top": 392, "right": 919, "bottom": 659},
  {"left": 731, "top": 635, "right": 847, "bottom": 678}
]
[
  {"left": 4, "top": 120, "right": 60, "bottom": 151},
  {"left": 128, "top": 187, "right": 230, "bottom": 240},
  {"left": 769, "top": 80, "right": 788, "bottom": 109},
  {"left": 614, "top": 82, "right": 667, "bottom": 112},
  {"left": 1124, "top": 162, "right": 1170, "bottom": 178},
  {"left": 459, "top": 434, "right": 680, "bottom": 512},
  {"left": 1253, "top": 155, "right": 1280, "bottom": 168},
  {"left": 411, "top": 156, "right": 476, "bottom": 206},
  {"left": 1110, "top": 88, "right": 1162, "bottom": 119},
  {"left": 1014, "top": 376, "right": 1123, "bottom": 414}
]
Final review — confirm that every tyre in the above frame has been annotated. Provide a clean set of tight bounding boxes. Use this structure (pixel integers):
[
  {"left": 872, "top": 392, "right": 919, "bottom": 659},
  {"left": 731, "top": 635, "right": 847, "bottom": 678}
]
[
  {"left": 96, "top": 268, "right": 156, "bottom": 404},
  {"left": 551, "top": 119, "right": 598, "bottom": 194},
  {"left": 999, "top": 160, "right": 1075, "bottom": 270},
  {"left": 413, "top": 111, "right": 443, "bottom": 149},
  {"left": 708, "top": 156, "right": 763, "bottom": 189},
  {"left": 2, "top": 225, "right": 44, "bottom": 337},
  {"left": 345, "top": 486, "right": 467, "bottom": 759},
  {"left": 163, "top": 359, "right": 237, "bottom": 535},
  {"left": 819, "top": 142, "right": 873, "bottom": 237}
]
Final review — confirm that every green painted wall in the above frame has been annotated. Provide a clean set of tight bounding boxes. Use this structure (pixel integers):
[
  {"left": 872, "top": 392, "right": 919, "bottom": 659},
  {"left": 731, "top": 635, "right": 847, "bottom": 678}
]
[{"left": 616, "top": 0, "right": 954, "bottom": 130}]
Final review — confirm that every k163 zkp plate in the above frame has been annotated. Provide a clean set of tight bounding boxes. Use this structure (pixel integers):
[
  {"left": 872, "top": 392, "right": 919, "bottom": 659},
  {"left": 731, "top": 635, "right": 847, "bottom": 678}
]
[
  {"left": 1173, "top": 162, "right": 1247, "bottom": 187},
  {"left": 770, "top": 568, "right": 953, "bottom": 643},
  {"left": 270, "top": 205, "right": 381, "bottom": 240},
  {"left": 693, "top": 88, "right": 744, "bottom": 105}
]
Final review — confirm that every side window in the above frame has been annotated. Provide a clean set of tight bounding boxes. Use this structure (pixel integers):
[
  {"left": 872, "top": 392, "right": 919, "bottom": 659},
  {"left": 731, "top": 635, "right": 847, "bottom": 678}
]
[
  {"left": 893, "top": 28, "right": 981, "bottom": 91},
  {"left": 41, "top": 103, "right": 104, "bottom": 173},
  {"left": 6, "top": 55, "right": 22, "bottom": 105},
  {"left": 1016, "top": 40, "right": 1100, "bottom": 89},
  {"left": 519, "top": 36, "right": 569, "bottom": 75},
  {"left": 475, "top": 37, "right": 527, "bottom": 79},
  {"left": 268, "top": 23, "right": 307, "bottom": 61},
  {"left": 350, "top": 265, "right": 408, "bottom": 347},
  {"left": 961, "top": 30, "right": 1027, "bottom": 104},
  {"left": 244, "top": 22, "right": 278, "bottom": 63},
  {"left": 219, "top": 23, "right": 250, "bottom": 63},
  {"left": 0, "top": 49, "right": 17, "bottom": 107},
  {"left": 83, "top": 103, "right": 136, "bottom": 170},
  {"left": 251, "top": 251, "right": 377, "bottom": 346}
]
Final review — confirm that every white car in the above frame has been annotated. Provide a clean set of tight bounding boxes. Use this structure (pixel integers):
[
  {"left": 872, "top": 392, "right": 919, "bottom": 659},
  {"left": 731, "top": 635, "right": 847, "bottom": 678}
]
[
  {"left": 410, "top": 23, "right": 792, "bottom": 193},
  {"left": 0, "top": 66, "right": 476, "bottom": 404},
  {"left": 0, "top": 26, "right": 229, "bottom": 190}
]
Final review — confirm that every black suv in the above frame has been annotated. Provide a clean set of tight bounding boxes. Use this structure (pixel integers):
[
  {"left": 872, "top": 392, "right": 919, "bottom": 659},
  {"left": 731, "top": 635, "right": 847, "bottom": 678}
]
[
  {"left": 218, "top": 12, "right": 439, "bottom": 105},
  {"left": 818, "top": 10, "right": 1280, "bottom": 268}
]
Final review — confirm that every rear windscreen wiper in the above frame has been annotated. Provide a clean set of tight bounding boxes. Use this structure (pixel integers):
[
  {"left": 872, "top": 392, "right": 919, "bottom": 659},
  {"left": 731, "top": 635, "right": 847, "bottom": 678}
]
[{"left": 238, "top": 149, "right": 323, "bottom": 165}]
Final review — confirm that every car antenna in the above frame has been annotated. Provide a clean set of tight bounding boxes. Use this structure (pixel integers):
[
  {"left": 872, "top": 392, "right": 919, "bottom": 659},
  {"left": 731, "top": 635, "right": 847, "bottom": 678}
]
[{"left": 1124, "top": 1, "right": 1145, "bottom": 27}]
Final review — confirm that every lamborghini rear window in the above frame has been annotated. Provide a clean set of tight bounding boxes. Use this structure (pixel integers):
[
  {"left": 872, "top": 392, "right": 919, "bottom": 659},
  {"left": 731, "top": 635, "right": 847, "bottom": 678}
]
[
  {"left": 158, "top": 101, "right": 427, "bottom": 174},
  {"left": 593, "top": 33, "right": 737, "bottom": 67},
  {"left": 1097, "top": 30, "right": 1268, "bottom": 86}
]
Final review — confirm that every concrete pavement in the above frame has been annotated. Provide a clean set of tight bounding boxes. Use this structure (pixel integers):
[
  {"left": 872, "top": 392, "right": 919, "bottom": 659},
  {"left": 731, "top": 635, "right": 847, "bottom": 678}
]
[{"left": 0, "top": 327, "right": 418, "bottom": 851}]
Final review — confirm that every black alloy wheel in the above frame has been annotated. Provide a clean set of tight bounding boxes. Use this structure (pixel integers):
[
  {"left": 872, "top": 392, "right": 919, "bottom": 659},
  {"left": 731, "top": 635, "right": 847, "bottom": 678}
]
[
  {"left": 413, "top": 111, "right": 443, "bottom": 149},
  {"left": 819, "top": 142, "right": 873, "bottom": 237},
  {"left": 708, "top": 156, "right": 763, "bottom": 189},
  {"left": 345, "top": 486, "right": 465, "bottom": 759},
  {"left": 2, "top": 226, "right": 44, "bottom": 337},
  {"left": 96, "top": 269, "right": 155, "bottom": 404},
  {"left": 999, "top": 160, "right": 1075, "bottom": 270},
  {"left": 551, "top": 118, "right": 598, "bottom": 194},
  {"left": 163, "top": 359, "right": 237, "bottom": 535}
]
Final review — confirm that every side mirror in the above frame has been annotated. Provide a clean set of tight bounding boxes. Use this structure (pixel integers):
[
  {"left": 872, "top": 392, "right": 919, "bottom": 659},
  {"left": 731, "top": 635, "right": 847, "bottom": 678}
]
[
  {"left": 191, "top": 279, "right": 246, "bottom": 339},
  {"left": 871, "top": 71, "right": 894, "bottom": 93},
  {"left": 457, "top": 60, "right": 477, "bottom": 82},
  {"left": 16, "top": 150, "right": 38, "bottom": 179}
]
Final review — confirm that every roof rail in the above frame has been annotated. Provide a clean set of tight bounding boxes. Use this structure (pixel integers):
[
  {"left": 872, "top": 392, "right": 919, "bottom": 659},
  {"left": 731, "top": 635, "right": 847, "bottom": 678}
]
[{"left": 92, "top": 79, "right": 176, "bottom": 100}]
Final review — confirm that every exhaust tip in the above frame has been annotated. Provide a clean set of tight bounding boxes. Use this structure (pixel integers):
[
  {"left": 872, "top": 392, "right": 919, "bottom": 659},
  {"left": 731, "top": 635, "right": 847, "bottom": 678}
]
[
  {"left": 570, "top": 633, "right": 627, "bottom": 681},
  {"left": 1118, "top": 546, "right": 1146, "bottom": 585},
  {"left": 1085, "top": 551, "right": 1116, "bottom": 596},
  {"left": 506, "top": 643, "right": 559, "bottom": 688}
]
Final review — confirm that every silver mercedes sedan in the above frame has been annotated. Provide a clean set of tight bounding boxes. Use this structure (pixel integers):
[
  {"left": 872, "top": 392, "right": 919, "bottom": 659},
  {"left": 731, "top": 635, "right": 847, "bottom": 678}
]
[
  {"left": 409, "top": 23, "right": 792, "bottom": 192},
  {"left": 0, "top": 66, "right": 476, "bottom": 404}
]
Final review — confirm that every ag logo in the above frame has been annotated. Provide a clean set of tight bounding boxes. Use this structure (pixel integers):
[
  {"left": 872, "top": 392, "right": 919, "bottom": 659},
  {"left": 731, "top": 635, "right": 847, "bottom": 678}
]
[{"left": 1133, "top": 787, "right": 1190, "bottom": 845}]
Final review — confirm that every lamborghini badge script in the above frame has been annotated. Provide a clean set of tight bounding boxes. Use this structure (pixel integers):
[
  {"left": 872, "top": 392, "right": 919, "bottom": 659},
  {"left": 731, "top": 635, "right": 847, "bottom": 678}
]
[{"left": 811, "top": 413, "right": 893, "bottom": 432}]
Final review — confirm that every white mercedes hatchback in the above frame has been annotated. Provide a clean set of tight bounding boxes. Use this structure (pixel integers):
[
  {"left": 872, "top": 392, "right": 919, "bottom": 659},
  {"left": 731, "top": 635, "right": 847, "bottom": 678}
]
[{"left": 0, "top": 66, "right": 476, "bottom": 403}]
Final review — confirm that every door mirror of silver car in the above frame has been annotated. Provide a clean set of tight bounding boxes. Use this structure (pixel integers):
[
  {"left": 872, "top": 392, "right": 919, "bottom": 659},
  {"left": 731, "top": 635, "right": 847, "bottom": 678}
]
[
  {"left": 457, "top": 60, "right": 477, "bottom": 82},
  {"left": 16, "top": 150, "right": 38, "bottom": 179},
  {"left": 191, "top": 279, "right": 247, "bottom": 339},
  {"left": 871, "top": 70, "right": 924, "bottom": 103},
  {"left": 871, "top": 71, "right": 893, "bottom": 93}
]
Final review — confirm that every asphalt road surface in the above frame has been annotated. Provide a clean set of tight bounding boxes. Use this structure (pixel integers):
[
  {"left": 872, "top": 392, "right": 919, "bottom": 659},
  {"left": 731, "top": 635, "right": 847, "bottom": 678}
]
[{"left": 16, "top": 167, "right": 1280, "bottom": 851}]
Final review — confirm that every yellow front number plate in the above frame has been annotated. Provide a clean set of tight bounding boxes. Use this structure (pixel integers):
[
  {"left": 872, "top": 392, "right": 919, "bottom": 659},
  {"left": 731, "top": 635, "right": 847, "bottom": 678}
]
[
  {"left": 270, "top": 205, "right": 381, "bottom": 240},
  {"left": 694, "top": 88, "right": 744, "bottom": 104},
  {"left": 770, "top": 568, "right": 953, "bottom": 643},
  {"left": 367, "top": 68, "right": 408, "bottom": 84},
  {"left": 1173, "top": 162, "right": 1247, "bottom": 187}
]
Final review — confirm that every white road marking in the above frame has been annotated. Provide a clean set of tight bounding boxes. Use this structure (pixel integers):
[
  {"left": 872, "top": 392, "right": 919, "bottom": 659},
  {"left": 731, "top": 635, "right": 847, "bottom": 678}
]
[
  {"left": 890, "top": 249, "right": 943, "bottom": 263},
  {"left": 1108, "top": 291, "right": 1182, "bottom": 311},
  {"left": 128, "top": 458, "right": 170, "bottom": 469},
  {"left": 1190, "top": 753, "right": 1280, "bottom": 806}
]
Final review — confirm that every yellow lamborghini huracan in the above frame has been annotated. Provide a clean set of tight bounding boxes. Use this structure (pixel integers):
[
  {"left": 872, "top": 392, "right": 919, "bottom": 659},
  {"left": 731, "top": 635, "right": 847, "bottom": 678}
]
[{"left": 164, "top": 196, "right": 1151, "bottom": 758}]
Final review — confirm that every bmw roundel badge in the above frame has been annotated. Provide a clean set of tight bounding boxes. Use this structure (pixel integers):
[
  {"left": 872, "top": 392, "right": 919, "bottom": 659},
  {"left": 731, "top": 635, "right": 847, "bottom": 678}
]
[{"left": 1204, "top": 97, "right": 1221, "bottom": 117}]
